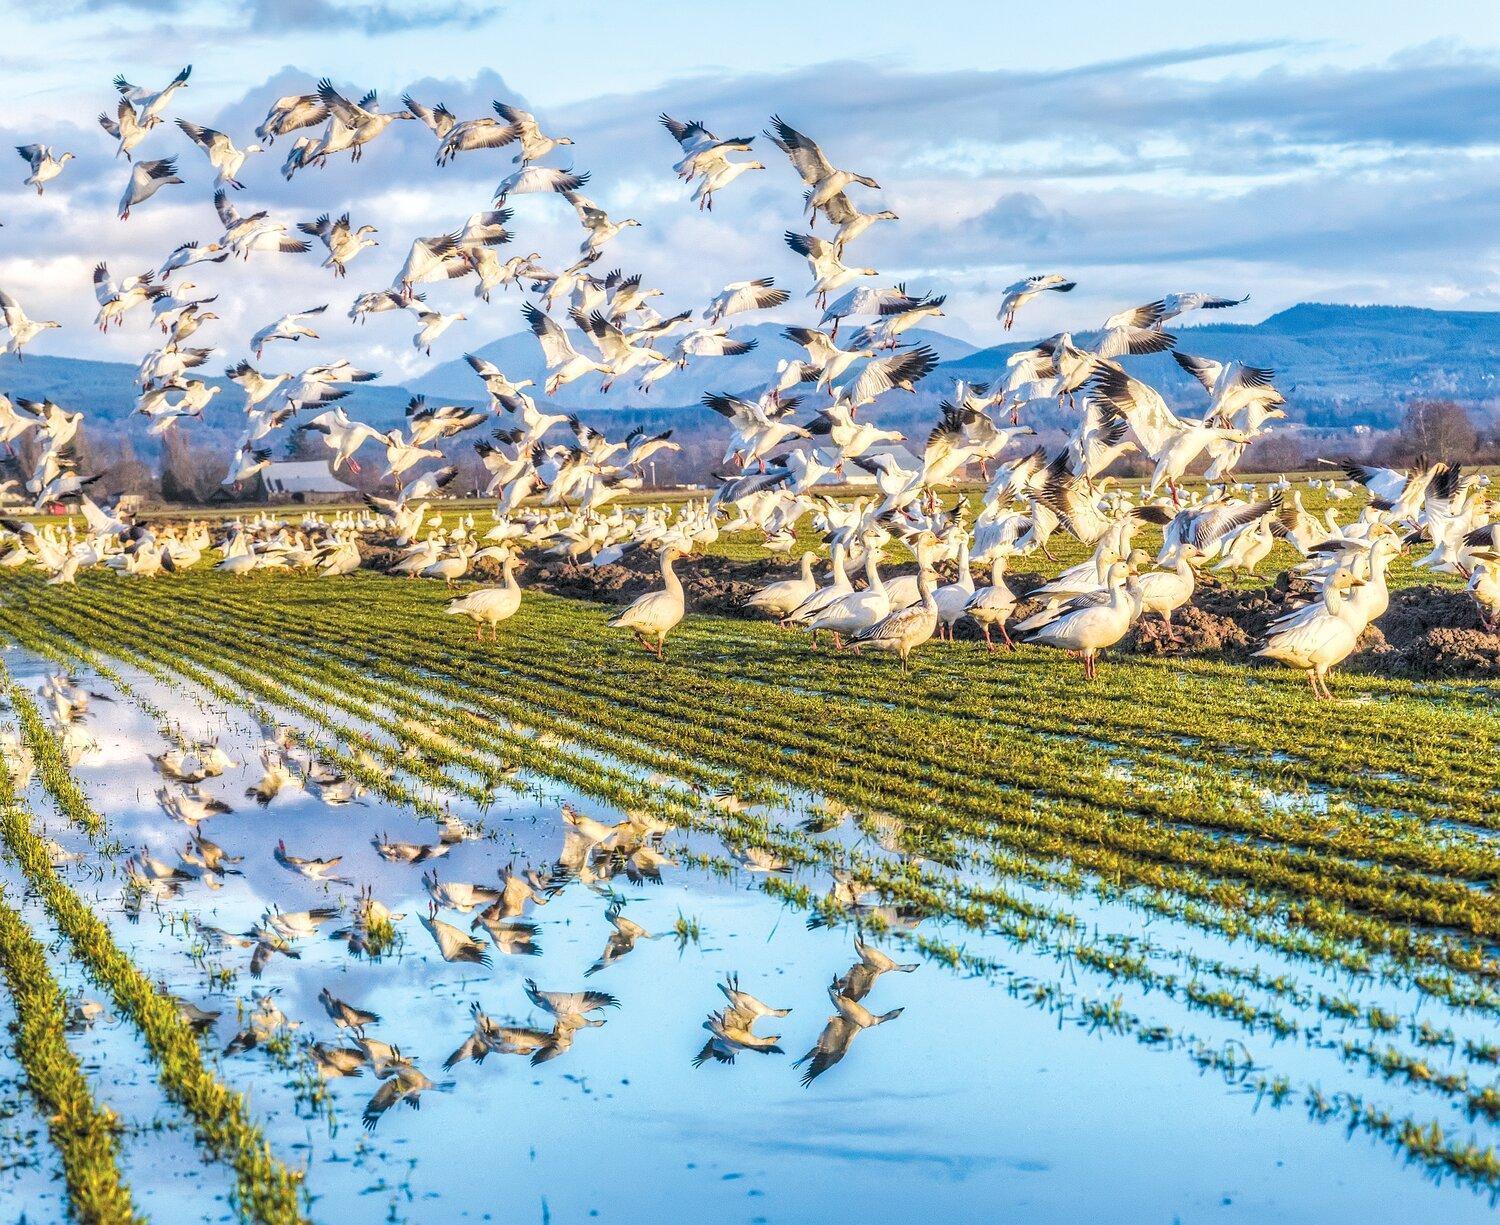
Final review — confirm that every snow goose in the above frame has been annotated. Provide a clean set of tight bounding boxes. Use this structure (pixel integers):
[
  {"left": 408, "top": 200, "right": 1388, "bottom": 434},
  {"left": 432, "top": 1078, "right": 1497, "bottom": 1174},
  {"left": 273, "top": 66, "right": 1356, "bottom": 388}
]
[
  {"left": 784, "top": 231, "right": 876, "bottom": 307},
  {"left": 765, "top": 116, "right": 880, "bottom": 220},
  {"left": 118, "top": 158, "right": 182, "bottom": 219},
  {"left": 965, "top": 553, "right": 1017, "bottom": 650},
  {"left": 820, "top": 191, "right": 898, "bottom": 254},
  {"left": 523, "top": 301, "right": 607, "bottom": 394},
  {"left": 1173, "top": 351, "right": 1285, "bottom": 424},
  {"left": 297, "top": 212, "right": 378, "bottom": 276},
  {"left": 402, "top": 94, "right": 456, "bottom": 140},
  {"left": 808, "top": 542, "right": 891, "bottom": 650},
  {"left": 1132, "top": 551, "right": 1198, "bottom": 641},
  {"left": 493, "top": 165, "right": 588, "bottom": 203},
  {"left": 932, "top": 534, "right": 975, "bottom": 639},
  {"left": 609, "top": 543, "right": 689, "bottom": 658},
  {"left": 997, "top": 274, "right": 1076, "bottom": 330},
  {"left": 0, "top": 289, "right": 60, "bottom": 358},
  {"left": 1468, "top": 554, "right": 1500, "bottom": 631},
  {"left": 848, "top": 533, "right": 942, "bottom": 669},
  {"left": 255, "top": 93, "right": 329, "bottom": 144},
  {"left": 410, "top": 302, "right": 466, "bottom": 354},
  {"left": 1019, "top": 559, "right": 1135, "bottom": 680},
  {"left": 1158, "top": 292, "right": 1248, "bottom": 324},
  {"left": 1254, "top": 567, "right": 1367, "bottom": 699},
  {"left": 446, "top": 552, "right": 522, "bottom": 639},
  {"left": 315, "top": 79, "right": 413, "bottom": 161},
  {"left": 16, "top": 145, "right": 72, "bottom": 194},
  {"left": 704, "top": 278, "right": 789, "bottom": 324},
  {"left": 175, "top": 119, "right": 260, "bottom": 189},
  {"left": 116, "top": 66, "right": 190, "bottom": 125},
  {"left": 744, "top": 551, "right": 818, "bottom": 619},
  {"left": 250, "top": 305, "right": 326, "bottom": 357},
  {"left": 98, "top": 98, "right": 156, "bottom": 159}
]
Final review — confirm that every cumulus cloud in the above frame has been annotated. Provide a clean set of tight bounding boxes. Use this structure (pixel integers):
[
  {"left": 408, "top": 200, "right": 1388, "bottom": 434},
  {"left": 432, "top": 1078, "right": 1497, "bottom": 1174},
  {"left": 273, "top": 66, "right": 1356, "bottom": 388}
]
[{"left": 2, "top": 41, "right": 1499, "bottom": 382}]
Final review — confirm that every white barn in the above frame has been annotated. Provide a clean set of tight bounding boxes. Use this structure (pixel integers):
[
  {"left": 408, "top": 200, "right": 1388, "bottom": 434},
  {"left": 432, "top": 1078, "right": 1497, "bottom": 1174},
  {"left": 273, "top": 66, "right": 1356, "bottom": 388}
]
[{"left": 255, "top": 461, "right": 358, "bottom": 503}]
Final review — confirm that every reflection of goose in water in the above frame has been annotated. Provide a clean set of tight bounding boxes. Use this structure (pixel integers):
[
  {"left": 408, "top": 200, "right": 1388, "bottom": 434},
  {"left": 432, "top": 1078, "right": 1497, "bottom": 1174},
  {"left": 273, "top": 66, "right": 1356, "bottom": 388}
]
[
  {"left": 363, "top": 1064, "right": 443, "bottom": 1130},
  {"left": 421, "top": 903, "right": 492, "bottom": 965},
  {"left": 372, "top": 832, "right": 452, "bottom": 863},
  {"left": 319, "top": 987, "right": 380, "bottom": 1035},
  {"left": 524, "top": 979, "right": 618, "bottom": 1029},
  {"left": 586, "top": 902, "right": 656, "bottom": 976},
  {"left": 273, "top": 838, "right": 351, "bottom": 885},
  {"left": 309, "top": 1041, "right": 368, "bottom": 1080},
  {"left": 694, "top": 973, "right": 792, "bottom": 1067},
  {"left": 423, "top": 869, "right": 502, "bottom": 914},
  {"left": 837, "top": 938, "right": 918, "bottom": 1001},
  {"left": 795, "top": 978, "right": 904, "bottom": 1086}
]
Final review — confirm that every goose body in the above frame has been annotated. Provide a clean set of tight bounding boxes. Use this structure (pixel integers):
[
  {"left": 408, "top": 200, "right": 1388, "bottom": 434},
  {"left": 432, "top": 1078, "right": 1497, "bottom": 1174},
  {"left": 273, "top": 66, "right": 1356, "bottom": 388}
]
[{"left": 608, "top": 545, "right": 687, "bottom": 658}]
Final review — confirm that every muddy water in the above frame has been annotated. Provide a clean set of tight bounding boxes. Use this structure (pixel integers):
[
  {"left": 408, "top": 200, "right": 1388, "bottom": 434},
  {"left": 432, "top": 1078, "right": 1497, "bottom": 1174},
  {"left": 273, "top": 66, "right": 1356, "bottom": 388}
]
[{"left": 1, "top": 649, "right": 1495, "bottom": 1224}]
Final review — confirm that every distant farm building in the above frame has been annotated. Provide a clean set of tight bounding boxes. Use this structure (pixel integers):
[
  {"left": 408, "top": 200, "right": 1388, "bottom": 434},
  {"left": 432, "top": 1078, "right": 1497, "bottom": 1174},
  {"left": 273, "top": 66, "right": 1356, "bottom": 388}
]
[{"left": 254, "top": 461, "right": 358, "bottom": 504}]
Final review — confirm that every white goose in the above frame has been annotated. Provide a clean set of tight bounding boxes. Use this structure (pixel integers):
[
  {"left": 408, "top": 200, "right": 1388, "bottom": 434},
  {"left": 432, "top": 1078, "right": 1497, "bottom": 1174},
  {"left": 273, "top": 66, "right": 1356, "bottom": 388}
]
[
  {"left": 965, "top": 554, "right": 1017, "bottom": 651},
  {"left": 608, "top": 544, "right": 688, "bottom": 658},
  {"left": 446, "top": 552, "right": 523, "bottom": 640},
  {"left": 16, "top": 145, "right": 72, "bottom": 194},
  {"left": 743, "top": 551, "right": 818, "bottom": 620},
  {"left": 1019, "top": 559, "right": 1135, "bottom": 680},
  {"left": 807, "top": 544, "right": 890, "bottom": 650},
  {"left": 1255, "top": 567, "right": 1367, "bottom": 699}
]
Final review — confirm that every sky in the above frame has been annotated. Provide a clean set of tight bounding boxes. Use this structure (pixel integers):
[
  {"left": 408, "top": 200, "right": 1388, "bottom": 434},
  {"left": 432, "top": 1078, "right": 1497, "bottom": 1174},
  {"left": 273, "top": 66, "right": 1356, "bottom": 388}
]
[{"left": 2, "top": 0, "right": 1499, "bottom": 383}]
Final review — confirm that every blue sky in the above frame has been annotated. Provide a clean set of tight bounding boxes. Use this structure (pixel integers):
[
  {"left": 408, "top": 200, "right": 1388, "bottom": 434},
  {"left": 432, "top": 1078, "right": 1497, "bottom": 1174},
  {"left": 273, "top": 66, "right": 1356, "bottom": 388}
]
[{"left": 2, "top": 1, "right": 1499, "bottom": 377}]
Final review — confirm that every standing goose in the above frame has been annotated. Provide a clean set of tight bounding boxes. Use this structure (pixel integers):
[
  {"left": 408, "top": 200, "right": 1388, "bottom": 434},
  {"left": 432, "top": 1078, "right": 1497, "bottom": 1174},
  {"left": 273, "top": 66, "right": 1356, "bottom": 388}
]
[
  {"left": 807, "top": 541, "right": 890, "bottom": 650},
  {"left": 744, "top": 550, "right": 818, "bottom": 620},
  {"left": 965, "top": 554, "right": 1017, "bottom": 650},
  {"left": 1468, "top": 554, "right": 1500, "bottom": 631},
  {"left": 16, "top": 145, "right": 72, "bottom": 194},
  {"left": 608, "top": 543, "right": 688, "bottom": 659},
  {"left": 446, "top": 551, "right": 523, "bottom": 640},
  {"left": 1019, "top": 559, "right": 1136, "bottom": 680},
  {"left": 932, "top": 534, "right": 975, "bottom": 640},
  {"left": 1254, "top": 567, "right": 1367, "bottom": 699},
  {"left": 847, "top": 536, "right": 941, "bottom": 670}
]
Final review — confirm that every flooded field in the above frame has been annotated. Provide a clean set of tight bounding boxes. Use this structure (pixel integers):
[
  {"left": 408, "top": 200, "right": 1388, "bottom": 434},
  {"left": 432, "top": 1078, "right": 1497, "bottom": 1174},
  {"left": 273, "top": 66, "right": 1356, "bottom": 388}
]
[{"left": 0, "top": 567, "right": 1497, "bottom": 1223}]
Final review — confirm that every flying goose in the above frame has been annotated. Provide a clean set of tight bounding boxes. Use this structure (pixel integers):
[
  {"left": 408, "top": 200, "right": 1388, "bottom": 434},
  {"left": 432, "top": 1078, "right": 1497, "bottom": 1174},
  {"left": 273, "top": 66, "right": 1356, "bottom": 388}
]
[
  {"left": 315, "top": 78, "right": 413, "bottom": 161},
  {"left": 490, "top": 102, "right": 574, "bottom": 163},
  {"left": 997, "top": 274, "right": 1076, "bottom": 330},
  {"left": 523, "top": 979, "right": 618, "bottom": 1027},
  {"left": 255, "top": 93, "right": 330, "bottom": 144},
  {"left": 421, "top": 902, "right": 492, "bottom": 965},
  {"left": 319, "top": 987, "right": 380, "bottom": 1034},
  {"left": 1158, "top": 292, "right": 1249, "bottom": 324},
  {"left": 493, "top": 165, "right": 588, "bottom": 202},
  {"left": 765, "top": 115, "right": 880, "bottom": 220},
  {"left": 99, "top": 98, "right": 156, "bottom": 159},
  {"left": 118, "top": 157, "right": 182, "bottom": 219},
  {"left": 297, "top": 212, "right": 378, "bottom": 276},
  {"left": 703, "top": 278, "right": 788, "bottom": 325},
  {"left": 250, "top": 305, "right": 327, "bottom": 357},
  {"left": 16, "top": 145, "right": 72, "bottom": 194},
  {"left": 0, "top": 289, "right": 60, "bottom": 358},
  {"left": 784, "top": 231, "right": 877, "bottom": 307},
  {"left": 585, "top": 902, "right": 655, "bottom": 976},
  {"left": 115, "top": 66, "right": 191, "bottom": 125},
  {"left": 175, "top": 119, "right": 261, "bottom": 189}
]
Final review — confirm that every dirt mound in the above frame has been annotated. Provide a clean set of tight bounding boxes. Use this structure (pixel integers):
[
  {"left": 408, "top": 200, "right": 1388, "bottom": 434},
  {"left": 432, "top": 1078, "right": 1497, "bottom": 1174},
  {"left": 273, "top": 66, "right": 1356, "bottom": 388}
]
[{"left": 350, "top": 534, "right": 1500, "bottom": 678}]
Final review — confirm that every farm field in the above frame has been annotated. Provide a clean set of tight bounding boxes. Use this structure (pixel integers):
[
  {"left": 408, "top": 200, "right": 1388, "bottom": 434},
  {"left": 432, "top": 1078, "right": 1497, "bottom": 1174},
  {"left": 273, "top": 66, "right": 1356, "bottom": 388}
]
[{"left": 0, "top": 546, "right": 1494, "bottom": 1224}]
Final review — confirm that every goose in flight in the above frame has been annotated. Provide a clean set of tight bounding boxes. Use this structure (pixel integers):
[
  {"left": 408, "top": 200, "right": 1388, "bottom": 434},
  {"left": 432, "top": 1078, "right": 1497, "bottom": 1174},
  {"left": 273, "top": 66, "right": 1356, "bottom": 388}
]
[
  {"left": 1158, "top": 291, "right": 1249, "bottom": 325},
  {"left": 493, "top": 165, "right": 589, "bottom": 203},
  {"left": 409, "top": 302, "right": 466, "bottom": 354},
  {"left": 784, "top": 231, "right": 877, "bottom": 307},
  {"left": 304, "top": 407, "right": 384, "bottom": 470},
  {"left": 766, "top": 115, "right": 880, "bottom": 220},
  {"left": 562, "top": 189, "right": 641, "bottom": 256},
  {"left": 819, "top": 190, "right": 898, "bottom": 254},
  {"left": 997, "top": 274, "right": 1076, "bottom": 330},
  {"left": 463, "top": 353, "right": 534, "bottom": 411},
  {"left": 491, "top": 101, "right": 574, "bottom": 163},
  {"left": 175, "top": 120, "right": 261, "bottom": 189},
  {"left": 832, "top": 345, "right": 940, "bottom": 411},
  {"left": 214, "top": 189, "right": 309, "bottom": 259},
  {"left": 661, "top": 114, "right": 755, "bottom": 180},
  {"left": 118, "top": 157, "right": 182, "bottom": 219},
  {"left": 93, "top": 262, "right": 155, "bottom": 331},
  {"left": 16, "top": 145, "right": 72, "bottom": 194},
  {"left": 297, "top": 212, "right": 378, "bottom": 276},
  {"left": 704, "top": 278, "right": 788, "bottom": 324},
  {"left": 523, "top": 301, "right": 607, "bottom": 394},
  {"left": 0, "top": 289, "right": 60, "bottom": 358},
  {"left": 98, "top": 98, "right": 156, "bottom": 159},
  {"left": 421, "top": 902, "right": 491, "bottom": 965},
  {"left": 585, "top": 902, "right": 655, "bottom": 976},
  {"left": 115, "top": 65, "right": 191, "bottom": 125},
  {"left": 273, "top": 838, "right": 351, "bottom": 885},
  {"left": 795, "top": 979, "right": 903, "bottom": 1086},
  {"left": 350, "top": 287, "right": 418, "bottom": 323},
  {"left": 158, "top": 240, "right": 229, "bottom": 279},
  {"left": 255, "top": 93, "right": 330, "bottom": 144},
  {"left": 1172, "top": 352, "right": 1285, "bottom": 425},
  {"left": 315, "top": 78, "right": 413, "bottom": 161},
  {"left": 402, "top": 94, "right": 457, "bottom": 140},
  {"left": 1091, "top": 301, "right": 1176, "bottom": 358},
  {"left": 523, "top": 979, "right": 618, "bottom": 1028},
  {"left": 250, "top": 305, "right": 326, "bottom": 357}
]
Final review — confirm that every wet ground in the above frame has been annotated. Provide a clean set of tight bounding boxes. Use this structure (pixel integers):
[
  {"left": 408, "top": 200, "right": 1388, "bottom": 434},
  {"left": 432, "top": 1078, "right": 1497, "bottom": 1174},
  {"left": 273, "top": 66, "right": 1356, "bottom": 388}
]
[{"left": 0, "top": 646, "right": 1496, "bottom": 1223}]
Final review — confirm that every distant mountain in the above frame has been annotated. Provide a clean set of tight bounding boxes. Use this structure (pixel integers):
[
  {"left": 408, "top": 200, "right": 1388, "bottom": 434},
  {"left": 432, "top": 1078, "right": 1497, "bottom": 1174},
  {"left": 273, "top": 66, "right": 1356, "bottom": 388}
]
[
  {"left": 411, "top": 322, "right": 979, "bottom": 409},
  {"left": 4, "top": 304, "right": 1496, "bottom": 460},
  {"left": 944, "top": 302, "right": 1500, "bottom": 430}
]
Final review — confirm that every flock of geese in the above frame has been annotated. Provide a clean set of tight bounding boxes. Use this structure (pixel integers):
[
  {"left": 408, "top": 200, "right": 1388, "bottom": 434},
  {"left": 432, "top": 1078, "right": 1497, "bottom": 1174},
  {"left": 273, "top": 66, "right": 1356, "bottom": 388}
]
[
  {"left": 0, "top": 65, "right": 1496, "bottom": 700},
  {"left": 26, "top": 673, "right": 919, "bottom": 1123}
]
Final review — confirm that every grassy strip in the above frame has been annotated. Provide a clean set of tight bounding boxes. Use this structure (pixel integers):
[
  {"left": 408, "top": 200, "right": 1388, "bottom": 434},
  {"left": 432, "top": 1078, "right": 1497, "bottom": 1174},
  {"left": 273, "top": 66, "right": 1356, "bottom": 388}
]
[
  {"left": 0, "top": 890, "right": 142, "bottom": 1224},
  {"left": 0, "top": 671, "right": 307, "bottom": 1223}
]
